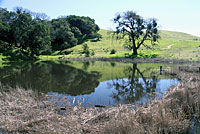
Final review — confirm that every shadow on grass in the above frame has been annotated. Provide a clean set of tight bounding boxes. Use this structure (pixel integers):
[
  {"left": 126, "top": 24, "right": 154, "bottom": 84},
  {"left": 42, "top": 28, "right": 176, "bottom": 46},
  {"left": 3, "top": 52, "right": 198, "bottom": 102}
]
[
  {"left": 90, "top": 39, "right": 101, "bottom": 42},
  {"left": 2, "top": 50, "right": 37, "bottom": 62}
]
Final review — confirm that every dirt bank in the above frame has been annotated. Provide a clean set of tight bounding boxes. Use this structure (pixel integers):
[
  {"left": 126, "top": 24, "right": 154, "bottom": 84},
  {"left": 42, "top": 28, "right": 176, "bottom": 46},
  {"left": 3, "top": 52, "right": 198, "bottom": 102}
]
[{"left": 63, "top": 57, "right": 199, "bottom": 64}]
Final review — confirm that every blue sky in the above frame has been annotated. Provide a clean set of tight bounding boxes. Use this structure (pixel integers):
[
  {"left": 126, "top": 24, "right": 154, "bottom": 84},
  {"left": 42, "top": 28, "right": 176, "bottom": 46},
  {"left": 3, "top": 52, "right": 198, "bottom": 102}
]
[{"left": 1, "top": 0, "right": 200, "bottom": 36}]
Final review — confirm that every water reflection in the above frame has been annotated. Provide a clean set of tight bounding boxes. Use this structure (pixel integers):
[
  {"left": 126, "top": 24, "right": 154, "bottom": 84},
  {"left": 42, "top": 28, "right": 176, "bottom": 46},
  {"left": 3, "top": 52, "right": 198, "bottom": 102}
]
[
  {"left": 0, "top": 61, "right": 179, "bottom": 106},
  {"left": 110, "top": 63, "right": 159, "bottom": 104},
  {"left": 0, "top": 61, "right": 101, "bottom": 95}
]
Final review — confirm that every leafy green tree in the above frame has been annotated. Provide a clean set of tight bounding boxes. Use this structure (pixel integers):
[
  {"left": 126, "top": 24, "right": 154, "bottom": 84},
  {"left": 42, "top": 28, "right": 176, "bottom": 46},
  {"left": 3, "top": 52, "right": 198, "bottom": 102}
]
[
  {"left": 10, "top": 8, "right": 51, "bottom": 57},
  {"left": 65, "top": 15, "right": 100, "bottom": 43},
  {"left": 0, "top": 8, "right": 15, "bottom": 50},
  {"left": 10, "top": 9, "right": 32, "bottom": 54},
  {"left": 50, "top": 18, "right": 77, "bottom": 50},
  {"left": 0, "top": 20, "right": 10, "bottom": 50},
  {"left": 113, "top": 11, "right": 159, "bottom": 55},
  {"left": 28, "top": 18, "right": 51, "bottom": 56}
]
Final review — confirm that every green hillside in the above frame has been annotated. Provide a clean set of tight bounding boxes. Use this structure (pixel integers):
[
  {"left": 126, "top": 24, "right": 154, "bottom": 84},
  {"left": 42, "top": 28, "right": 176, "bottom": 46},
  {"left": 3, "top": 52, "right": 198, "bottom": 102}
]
[
  {"left": 39, "top": 29, "right": 200, "bottom": 61},
  {"left": 159, "top": 30, "right": 200, "bottom": 41}
]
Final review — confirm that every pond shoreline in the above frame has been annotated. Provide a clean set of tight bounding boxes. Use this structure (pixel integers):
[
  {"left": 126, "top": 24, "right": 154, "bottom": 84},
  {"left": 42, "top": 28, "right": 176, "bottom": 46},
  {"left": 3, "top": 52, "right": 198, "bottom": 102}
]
[
  {"left": 62, "top": 57, "right": 199, "bottom": 64},
  {"left": 1, "top": 56, "right": 199, "bottom": 64}
]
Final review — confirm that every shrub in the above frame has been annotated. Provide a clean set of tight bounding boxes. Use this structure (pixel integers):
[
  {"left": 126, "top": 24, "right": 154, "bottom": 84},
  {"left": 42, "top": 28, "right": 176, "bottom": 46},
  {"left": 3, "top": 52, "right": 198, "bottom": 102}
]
[
  {"left": 110, "top": 49, "right": 116, "bottom": 54},
  {"left": 82, "top": 44, "right": 90, "bottom": 57},
  {"left": 91, "top": 50, "right": 95, "bottom": 56}
]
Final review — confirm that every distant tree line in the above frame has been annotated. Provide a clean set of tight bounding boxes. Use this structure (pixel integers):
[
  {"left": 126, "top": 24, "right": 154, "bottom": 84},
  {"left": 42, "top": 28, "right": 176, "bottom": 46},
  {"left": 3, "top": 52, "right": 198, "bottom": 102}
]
[{"left": 0, "top": 8, "right": 101, "bottom": 58}]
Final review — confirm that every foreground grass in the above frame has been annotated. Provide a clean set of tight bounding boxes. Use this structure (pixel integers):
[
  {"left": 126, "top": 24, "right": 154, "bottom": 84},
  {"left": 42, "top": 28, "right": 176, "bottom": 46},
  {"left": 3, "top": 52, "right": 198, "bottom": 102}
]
[
  {"left": 0, "top": 87, "right": 81, "bottom": 134},
  {"left": 0, "top": 65, "right": 200, "bottom": 133}
]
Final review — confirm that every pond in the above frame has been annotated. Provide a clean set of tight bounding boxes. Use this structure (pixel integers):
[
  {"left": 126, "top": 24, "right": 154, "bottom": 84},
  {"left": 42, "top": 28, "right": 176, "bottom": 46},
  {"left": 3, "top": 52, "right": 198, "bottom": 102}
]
[{"left": 0, "top": 61, "right": 179, "bottom": 107}]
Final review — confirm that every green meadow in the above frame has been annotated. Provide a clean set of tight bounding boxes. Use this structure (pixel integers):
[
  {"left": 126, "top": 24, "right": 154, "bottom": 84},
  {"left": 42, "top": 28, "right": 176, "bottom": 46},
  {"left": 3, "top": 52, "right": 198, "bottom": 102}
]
[{"left": 40, "top": 29, "right": 200, "bottom": 61}]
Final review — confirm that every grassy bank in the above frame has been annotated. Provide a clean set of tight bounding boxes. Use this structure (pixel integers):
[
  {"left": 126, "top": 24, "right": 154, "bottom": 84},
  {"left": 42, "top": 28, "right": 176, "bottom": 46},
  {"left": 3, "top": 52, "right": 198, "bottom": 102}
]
[{"left": 0, "top": 66, "right": 200, "bottom": 133}]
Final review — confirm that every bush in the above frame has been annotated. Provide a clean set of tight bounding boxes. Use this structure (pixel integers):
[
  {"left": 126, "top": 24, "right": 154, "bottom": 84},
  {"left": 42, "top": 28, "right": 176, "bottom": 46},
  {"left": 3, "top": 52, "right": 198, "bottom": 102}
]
[
  {"left": 85, "top": 49, "right": 90, "bottom": 57},
  {"left": 91, "top": 50, "right": 95, "bottom": 56},
  {"left": 110, "top": 49, "right": 116, "bottom": 54},
  {"left": 82, "top": 44, "right": 90, "bottom": 57}
]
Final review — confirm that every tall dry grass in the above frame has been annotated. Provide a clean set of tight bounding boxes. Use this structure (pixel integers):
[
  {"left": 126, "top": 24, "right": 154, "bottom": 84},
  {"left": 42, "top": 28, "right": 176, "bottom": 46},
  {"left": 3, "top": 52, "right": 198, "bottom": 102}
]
[{"left": 0, "top": 87, "right": 83, "bottom": 134}]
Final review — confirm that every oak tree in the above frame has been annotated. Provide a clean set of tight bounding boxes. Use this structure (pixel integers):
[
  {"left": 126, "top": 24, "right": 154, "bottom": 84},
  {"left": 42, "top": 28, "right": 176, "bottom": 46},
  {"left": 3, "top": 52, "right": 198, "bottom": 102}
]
[{"left": 113, "top": 11, "right": 159, "bottom": 55}]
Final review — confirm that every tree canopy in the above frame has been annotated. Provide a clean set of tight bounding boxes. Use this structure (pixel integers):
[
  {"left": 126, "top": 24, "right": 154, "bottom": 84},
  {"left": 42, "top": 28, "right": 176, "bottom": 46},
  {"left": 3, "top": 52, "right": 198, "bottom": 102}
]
[
  {"left": 65, "top": 15, "right": 100, "bottom": 43},
  {"left": 0, "top": 8, "right": 51, "bottom": 57},
  {"left": 50, "top": 18, "right": 77, "bottom": 50},
  {"left": 0, "top": 8, "right": 101, "bottom": 59},
  {"left": 113, "top": 11, "right": 159, "bottom": 55}
]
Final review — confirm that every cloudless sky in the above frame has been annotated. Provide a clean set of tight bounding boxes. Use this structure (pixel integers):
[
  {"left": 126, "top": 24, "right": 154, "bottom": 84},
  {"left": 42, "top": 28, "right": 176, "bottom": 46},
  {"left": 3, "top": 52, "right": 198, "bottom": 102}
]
[{"left": 1, "top": 0, "right": 200, "bottom": 36}]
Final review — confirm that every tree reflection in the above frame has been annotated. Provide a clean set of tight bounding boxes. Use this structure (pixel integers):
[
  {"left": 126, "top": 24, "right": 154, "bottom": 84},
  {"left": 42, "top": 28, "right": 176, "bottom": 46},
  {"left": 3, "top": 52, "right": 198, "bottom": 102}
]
[
  {"left": 0, "top": 61, "right": 101, "bottom": 96},
  {"left": 110, "top": 63, "right": 159, "bottom": 104}
]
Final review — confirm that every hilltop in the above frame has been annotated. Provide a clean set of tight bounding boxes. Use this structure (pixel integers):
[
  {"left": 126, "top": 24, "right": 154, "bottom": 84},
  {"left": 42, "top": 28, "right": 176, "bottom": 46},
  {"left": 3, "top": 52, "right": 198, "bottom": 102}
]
[{"left": 159, "top": 30, "right": 200, "bottom": 41}]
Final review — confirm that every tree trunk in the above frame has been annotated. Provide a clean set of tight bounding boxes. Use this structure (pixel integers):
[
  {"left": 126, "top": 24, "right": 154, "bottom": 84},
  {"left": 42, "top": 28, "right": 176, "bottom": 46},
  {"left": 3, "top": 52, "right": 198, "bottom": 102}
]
[
  {"left": 133, "top": 47, "right": 137, "bottom": 55},
  {"left": 131, "top": 36, "right": 137, "bottom": 56}
]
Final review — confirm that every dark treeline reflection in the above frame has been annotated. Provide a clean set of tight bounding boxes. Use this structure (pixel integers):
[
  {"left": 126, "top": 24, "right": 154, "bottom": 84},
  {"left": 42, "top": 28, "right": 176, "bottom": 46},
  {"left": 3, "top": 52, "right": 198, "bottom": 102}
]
[
  {"left": 0, "top": 61, "right": 101, "bottom": 96},
  {"left": 109, "top": 63, "right": 160, "bottom": 104}
]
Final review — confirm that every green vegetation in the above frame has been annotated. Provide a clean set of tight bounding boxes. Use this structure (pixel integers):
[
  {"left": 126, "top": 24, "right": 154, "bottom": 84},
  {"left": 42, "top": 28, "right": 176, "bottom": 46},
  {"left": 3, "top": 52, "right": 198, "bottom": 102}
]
[
  {"left": 159, "top": 30, "right": 200, "bottom": 41},
  {"left": 0, "top": 53, "right": 4, "bottom": 62},
  {"left": 50, "top": 15, "right": 100, "bottom": 51},
  {"left": 39, "top": 29, "right": 200, "bottom": 61},
  {"left": 0, "top": 8, "right": 51, "bottom": 58},
  {"left": 0, "top": 7, "right": 100, "bottom": 61},
  {"left": 82, "top": 44, "right": 90, "bottom": 57},
  {"left": 110, "top": 49, "right": 116, "bottom": 54}
]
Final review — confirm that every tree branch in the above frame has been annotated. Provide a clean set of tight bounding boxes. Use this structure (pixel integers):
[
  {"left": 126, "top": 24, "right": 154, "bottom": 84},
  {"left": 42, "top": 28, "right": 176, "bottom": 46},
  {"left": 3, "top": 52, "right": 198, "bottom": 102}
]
[{"left": 136, "top": 32, "right": 147, "bottom": 49}]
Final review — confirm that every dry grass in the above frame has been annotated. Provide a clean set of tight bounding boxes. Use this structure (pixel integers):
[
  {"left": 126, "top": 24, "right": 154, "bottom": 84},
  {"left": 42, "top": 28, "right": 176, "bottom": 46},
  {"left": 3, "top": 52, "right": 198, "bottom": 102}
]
[
  {"left": 0, "top": 87, "right": 83, "bottom": 134},
  {"left": 0, "top": 66, "right": 200, "bottom": 134},
  {"left": 103, "top": 68, "right": 200, "bottom": 134}
]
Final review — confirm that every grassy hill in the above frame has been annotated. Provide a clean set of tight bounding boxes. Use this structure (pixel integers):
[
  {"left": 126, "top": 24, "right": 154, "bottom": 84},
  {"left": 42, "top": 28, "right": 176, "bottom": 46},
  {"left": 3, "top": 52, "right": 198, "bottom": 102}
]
[
  {"left": 40, "top": 29, "right": 200, "bottom": 61},
  {"left": 159, "top": 30, "right": 200, "bottom": 41}
]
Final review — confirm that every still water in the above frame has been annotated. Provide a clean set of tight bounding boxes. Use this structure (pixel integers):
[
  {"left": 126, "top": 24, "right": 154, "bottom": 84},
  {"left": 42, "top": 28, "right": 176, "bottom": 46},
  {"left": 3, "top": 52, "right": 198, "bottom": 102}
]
[{"left": 0, "top": 61, "right": 179, "bottom": 106}]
